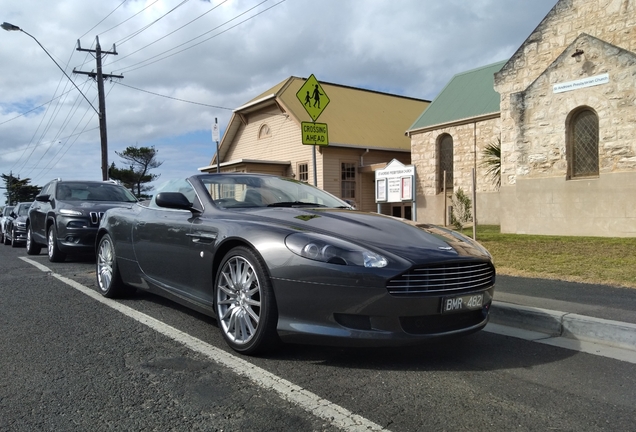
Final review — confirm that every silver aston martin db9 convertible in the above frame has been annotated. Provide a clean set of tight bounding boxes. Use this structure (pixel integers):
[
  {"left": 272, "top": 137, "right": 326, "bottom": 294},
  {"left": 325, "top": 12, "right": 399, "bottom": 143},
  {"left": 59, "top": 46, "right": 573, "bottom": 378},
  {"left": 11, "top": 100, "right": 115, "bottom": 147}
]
[{"left": 96, "top": 173, "right": 495, "bottom": 355}]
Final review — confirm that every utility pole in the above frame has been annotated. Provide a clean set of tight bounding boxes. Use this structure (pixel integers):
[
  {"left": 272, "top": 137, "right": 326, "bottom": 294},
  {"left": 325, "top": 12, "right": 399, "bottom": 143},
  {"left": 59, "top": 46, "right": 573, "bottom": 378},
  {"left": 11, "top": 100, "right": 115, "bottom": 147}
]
[{"left": 73, "top": 36, "right": 123, "bottom": 181}]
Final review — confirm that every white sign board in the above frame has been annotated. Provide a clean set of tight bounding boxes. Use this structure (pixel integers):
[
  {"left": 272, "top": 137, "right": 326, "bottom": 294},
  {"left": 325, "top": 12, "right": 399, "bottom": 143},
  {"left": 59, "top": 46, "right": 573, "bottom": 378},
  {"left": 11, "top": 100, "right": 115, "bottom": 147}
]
[
  {"left": 212, "top": 122, "right": 220, "bottom": 142},
  {"left": 553, "top": 73, "right": 609, "bottom": 93},
  {"left": 375, "top": 159, "right": 415, "bottom": 203}
]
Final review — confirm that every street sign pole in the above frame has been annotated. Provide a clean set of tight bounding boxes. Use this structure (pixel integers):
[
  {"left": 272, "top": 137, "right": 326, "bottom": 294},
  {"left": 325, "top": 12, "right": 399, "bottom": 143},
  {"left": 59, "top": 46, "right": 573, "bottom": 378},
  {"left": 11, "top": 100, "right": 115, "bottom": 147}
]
[
  {"left": 296, "top": 75, "right": 330, "bottom": 187},
  {"left": 212, "top": 118, "right": 220, "bottom": 173}
]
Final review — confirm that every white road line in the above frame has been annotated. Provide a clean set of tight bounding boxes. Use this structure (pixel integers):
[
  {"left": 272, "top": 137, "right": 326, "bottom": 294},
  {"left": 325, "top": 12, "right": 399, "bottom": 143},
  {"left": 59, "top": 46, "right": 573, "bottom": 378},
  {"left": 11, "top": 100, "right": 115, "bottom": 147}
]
[{"left": 20, "top": 257, "right": 390, "bottom": 432}]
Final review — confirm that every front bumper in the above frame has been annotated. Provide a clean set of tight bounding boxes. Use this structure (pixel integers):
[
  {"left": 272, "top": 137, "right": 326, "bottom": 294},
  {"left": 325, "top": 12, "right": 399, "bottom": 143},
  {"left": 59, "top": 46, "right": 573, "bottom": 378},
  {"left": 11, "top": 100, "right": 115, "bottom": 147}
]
[
  {"left": 12, "top": 227, "right": 28, "bottom": 243},
  {"left": 55, "top": 216, "right": 99, "bottom": 253},
  {"left": 272, "top": 276, "right": 494, "bottom": 347}
]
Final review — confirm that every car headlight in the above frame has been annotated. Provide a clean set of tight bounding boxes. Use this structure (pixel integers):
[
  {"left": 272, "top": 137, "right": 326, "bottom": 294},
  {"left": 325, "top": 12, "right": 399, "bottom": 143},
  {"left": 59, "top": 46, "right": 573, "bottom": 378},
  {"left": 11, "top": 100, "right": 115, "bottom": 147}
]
[
  {"left": 59, "top": 209, "right": 83, "bottom": 216},
  {"left": 16, "top": 222, "right": 26, "bottom": 228},
  {"left": 285, "top": 232, "right": 387, "bottom": 268}
]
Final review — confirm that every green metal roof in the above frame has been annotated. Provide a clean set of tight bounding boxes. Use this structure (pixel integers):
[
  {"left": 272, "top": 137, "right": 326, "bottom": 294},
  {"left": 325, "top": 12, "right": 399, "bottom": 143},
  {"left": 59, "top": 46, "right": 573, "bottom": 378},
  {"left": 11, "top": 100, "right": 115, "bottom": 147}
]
[{"left": 408, "top": 60, "right": 506, "bottom": 132}]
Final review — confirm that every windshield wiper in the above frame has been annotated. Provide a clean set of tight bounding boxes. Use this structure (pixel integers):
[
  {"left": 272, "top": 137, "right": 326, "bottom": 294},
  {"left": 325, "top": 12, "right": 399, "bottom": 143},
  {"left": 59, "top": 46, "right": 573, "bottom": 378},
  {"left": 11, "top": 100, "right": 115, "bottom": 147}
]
[{"left": 266, "top": 201, "right": 328, "bottom": 208}]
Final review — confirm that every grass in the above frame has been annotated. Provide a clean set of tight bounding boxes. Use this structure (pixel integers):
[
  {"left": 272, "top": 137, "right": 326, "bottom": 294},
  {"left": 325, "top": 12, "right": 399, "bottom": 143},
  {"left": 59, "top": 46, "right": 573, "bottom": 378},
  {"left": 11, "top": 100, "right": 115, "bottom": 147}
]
[{"left": 459, "top": 225, "right": 636, "bottom": 289}]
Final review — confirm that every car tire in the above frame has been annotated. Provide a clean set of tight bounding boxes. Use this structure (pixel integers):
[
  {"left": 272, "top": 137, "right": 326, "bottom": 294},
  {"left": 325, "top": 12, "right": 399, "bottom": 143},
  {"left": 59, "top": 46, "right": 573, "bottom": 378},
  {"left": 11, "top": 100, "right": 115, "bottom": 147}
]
[
  {"left": 215, "top": 246, "right": 280, "bottom": 355},
  {"left": 96, "top": 234, "right": 135, "bottom": 298},
  {"left": 47, "top": 225, "right": 66, "bottom": 262},
  {"left": 26, "top": 226, "right": 42, "bottom": 255},
  {"left": 10, "top": 228, "right": 18, "bottom": 248},
  {"left": 0, "top": 230, "right": 4, "bottom": 244}
]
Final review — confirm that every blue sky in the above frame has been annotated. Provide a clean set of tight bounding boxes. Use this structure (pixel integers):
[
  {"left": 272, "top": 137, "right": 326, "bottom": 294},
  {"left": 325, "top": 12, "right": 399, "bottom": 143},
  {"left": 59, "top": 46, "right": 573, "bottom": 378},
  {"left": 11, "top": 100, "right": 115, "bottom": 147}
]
[{"left": 0, "top": 0, "right": 557, "bottom": 195}]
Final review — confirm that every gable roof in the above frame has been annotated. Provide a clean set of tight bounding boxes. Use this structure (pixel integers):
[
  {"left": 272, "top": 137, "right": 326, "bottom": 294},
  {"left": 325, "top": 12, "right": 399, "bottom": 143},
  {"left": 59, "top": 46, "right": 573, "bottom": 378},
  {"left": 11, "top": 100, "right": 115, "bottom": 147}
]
[
  {"left": 237, "top": 76, "right": 431, "bottom": 151},
  {"left": 407, "top": 60, "right": 506, "bottom": 133}
]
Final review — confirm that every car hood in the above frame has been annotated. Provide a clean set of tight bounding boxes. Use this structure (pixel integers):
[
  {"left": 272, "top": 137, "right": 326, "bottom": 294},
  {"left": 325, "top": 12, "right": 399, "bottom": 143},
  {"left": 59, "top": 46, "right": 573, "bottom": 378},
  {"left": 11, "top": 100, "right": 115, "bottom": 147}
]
[
  {"left": 242, "top": 207, "right": 491, "bottom": 263},
  {"left": 58, "top": 201, "right": 136, "bottom": 211}
]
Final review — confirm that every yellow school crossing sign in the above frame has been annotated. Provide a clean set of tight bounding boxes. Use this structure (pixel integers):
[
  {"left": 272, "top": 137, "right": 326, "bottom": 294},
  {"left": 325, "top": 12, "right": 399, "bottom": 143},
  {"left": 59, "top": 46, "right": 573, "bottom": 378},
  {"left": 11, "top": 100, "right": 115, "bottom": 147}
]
[{"left": 296, "top": 74, "right": 330, "bottom": 122}]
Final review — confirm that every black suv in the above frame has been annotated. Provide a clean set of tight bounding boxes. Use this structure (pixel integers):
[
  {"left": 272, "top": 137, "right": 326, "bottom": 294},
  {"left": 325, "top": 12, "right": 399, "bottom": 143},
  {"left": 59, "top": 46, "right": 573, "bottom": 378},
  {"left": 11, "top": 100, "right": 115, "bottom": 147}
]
[{"left": 27, "top": 179, "right": 138, "bottom": 262}]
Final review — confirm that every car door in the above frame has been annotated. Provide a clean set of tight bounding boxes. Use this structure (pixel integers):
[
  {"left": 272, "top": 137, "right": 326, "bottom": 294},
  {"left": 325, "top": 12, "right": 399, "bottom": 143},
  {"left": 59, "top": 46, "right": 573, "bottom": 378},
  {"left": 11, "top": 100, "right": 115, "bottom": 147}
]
[
  {"left": 133, "top": 179, "right": 200, "bottom": 298},
  {"left": 29, "top": 182, "right": 53, "bottom": 244}
]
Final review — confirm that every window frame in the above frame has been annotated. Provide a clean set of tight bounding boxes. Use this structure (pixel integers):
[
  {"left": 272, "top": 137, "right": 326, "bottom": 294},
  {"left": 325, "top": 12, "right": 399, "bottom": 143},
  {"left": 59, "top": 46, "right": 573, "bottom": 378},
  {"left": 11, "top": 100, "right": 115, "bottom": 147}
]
[
  {"left": 258, "top": 123, "right": 271, "bottom": 139},
  {"left": 566, "top": 107, "right": 599, "bottom": 180},
  {"left": 297, "top": 162, "right": 309, "bottom": 183},
  {"left": 438, "top": 134, "right": 454, "bottom": 193},
  {"left": 340, "top": 161, "right": 356, "bottom": 200}
]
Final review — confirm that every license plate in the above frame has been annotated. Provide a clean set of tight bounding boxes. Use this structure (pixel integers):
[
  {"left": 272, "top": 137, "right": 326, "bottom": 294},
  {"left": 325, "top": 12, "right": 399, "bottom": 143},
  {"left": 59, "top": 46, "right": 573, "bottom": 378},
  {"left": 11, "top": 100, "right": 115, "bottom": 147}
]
[{"left": 441, "top": 293, "right": 484, "bottom": 314}]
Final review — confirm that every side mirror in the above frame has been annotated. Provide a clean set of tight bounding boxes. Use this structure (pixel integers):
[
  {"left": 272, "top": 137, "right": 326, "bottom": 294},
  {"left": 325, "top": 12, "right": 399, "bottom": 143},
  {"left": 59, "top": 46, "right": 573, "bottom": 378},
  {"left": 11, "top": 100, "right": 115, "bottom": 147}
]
[
  {"left": 35, "top": 195, "right": 51, "bottom": 202},
  {"left": 155, "top": 192, "right": 198, "bottom": 212},
  {"left": 10, "top": 212, "right": 16, "bottom": 218}
]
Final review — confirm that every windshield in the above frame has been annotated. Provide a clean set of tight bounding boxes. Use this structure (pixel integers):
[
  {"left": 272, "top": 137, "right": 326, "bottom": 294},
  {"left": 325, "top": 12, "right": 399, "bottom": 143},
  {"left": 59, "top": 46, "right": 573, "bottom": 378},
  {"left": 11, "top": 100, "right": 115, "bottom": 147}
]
[
  {"left": 57, "top": 182, "right": 137, "bottom": 203},
  {"left": 16, "top": 204, "right": 30, "bottom": 217},
  {"left": 199, "top": 174, "right": 351, "bottom": 209}
]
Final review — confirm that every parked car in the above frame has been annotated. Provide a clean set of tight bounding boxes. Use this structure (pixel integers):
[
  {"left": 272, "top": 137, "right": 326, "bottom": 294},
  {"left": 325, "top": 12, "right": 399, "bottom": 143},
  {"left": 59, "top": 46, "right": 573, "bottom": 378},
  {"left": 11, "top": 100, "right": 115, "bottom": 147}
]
[
  {"left": 4, "top": 202, "right": 32, "bottom": 247},
  {"left": 0, "top": 205, "right": 15, "bottom": 244},
  {"left": 27, "top": 179, "right": 138, "bottom": 262},
  {"left": 96, "top": 173, "right": 496, "bottom": 355}
]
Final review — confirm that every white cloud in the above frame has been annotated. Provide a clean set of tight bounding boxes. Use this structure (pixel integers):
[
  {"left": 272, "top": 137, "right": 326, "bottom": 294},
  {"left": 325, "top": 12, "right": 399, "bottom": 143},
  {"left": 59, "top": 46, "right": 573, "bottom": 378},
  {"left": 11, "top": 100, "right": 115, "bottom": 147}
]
[{"left": 0, "top": 0, "right": 556, "bottom": 193}]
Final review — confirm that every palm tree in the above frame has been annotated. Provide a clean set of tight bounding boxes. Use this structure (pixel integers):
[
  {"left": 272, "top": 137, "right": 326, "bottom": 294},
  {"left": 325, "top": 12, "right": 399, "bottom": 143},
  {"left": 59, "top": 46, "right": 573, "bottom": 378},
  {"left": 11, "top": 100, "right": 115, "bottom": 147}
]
[{"left": 481, "top": 138, "right": 501, "bottom": 189}]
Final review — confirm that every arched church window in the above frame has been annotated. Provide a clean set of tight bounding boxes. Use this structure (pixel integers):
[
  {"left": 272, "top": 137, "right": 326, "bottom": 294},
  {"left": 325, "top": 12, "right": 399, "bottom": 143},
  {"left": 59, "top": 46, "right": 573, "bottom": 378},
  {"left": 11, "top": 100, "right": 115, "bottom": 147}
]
[
  {"left": 567, "top": 108, "right": 599, "bottom": 179},
  {"left": 438, "top": 134, "right": 454, "bottom": 192}
]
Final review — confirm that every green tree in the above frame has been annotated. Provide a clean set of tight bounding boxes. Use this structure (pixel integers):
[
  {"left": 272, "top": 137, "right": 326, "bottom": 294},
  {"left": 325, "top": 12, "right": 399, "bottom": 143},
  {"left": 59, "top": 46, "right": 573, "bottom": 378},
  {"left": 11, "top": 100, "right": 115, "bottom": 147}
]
[
  {"left": 109, "top": 145, "right": 163, "bottom": 199},
  {"left": 480, "top": 137, "right": 501, "bottom": 189},
  {"left": 1, "top": 174, "right": 40, "bottom": 205}
]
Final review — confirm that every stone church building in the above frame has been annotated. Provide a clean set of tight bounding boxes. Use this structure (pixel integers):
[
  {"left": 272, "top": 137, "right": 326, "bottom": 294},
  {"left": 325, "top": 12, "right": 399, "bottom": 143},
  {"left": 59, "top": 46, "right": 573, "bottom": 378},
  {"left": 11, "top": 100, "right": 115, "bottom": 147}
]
[{"left": 407, "top": 0, "right": 636, "bottom": 237}]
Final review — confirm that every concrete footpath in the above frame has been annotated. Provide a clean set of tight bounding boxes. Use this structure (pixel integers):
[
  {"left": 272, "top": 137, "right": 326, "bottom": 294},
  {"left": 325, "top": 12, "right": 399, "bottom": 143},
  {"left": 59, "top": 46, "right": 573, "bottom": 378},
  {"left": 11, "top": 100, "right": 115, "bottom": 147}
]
[{"left": 489, "top": 275, "right": 636, "bottom": 352}]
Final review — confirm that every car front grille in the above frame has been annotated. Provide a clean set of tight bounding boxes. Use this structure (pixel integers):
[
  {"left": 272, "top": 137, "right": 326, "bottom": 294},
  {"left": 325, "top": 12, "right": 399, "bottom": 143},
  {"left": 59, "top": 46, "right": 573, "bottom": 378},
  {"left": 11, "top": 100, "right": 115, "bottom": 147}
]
[
  {"left": 89, "top": 212, "right": 104, "bottom": 225},
  {"left": 387, "top": 261, "right": 495, "bottom": 297}
]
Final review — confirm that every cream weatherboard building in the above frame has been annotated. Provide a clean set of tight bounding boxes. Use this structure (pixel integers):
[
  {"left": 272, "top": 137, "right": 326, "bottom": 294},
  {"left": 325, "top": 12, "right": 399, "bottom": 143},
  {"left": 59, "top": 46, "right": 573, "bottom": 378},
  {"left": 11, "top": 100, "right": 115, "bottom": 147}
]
[
  {"left": 200, "top": 77, "right": 430, "bottom": 216},
  {"left": 407, "top": 0, "right": 636, "bottom": 237}
]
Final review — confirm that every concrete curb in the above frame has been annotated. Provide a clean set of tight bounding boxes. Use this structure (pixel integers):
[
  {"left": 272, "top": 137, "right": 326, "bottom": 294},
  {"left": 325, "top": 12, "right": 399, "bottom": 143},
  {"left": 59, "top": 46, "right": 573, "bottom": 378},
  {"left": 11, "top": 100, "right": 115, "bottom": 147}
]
[{"left": 490, "top": 301, "right": 636, "bottom": 351}]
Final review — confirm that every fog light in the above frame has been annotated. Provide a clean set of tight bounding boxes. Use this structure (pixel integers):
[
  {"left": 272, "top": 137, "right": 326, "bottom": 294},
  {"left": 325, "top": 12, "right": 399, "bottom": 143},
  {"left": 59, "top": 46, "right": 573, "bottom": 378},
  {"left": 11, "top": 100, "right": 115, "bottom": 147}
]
[{"left": 334, "top": 313, "right": 372, "bottom": 330}]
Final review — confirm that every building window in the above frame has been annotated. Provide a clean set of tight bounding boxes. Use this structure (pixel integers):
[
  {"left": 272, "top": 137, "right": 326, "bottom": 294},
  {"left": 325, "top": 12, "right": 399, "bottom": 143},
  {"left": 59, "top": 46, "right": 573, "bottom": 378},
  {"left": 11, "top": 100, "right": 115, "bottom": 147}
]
[
  {"left": 258, "top": 124, "right": 271, "bottom": 139},
  {"left": 567, "top": 108, "right": 599, "bottom": 179},
  {"left": 438, "top": 134, "right": 453, "bottom": 192},
  {"left": 298, "top": 163, "right": 309, "bottom": 182},
  {"left": 341, "top": 162, "right": 356, "bottom": 199}
]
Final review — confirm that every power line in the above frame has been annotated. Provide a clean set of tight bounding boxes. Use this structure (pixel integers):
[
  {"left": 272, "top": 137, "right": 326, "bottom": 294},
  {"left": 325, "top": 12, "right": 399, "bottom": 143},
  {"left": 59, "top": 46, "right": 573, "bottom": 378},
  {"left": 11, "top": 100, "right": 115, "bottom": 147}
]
[
  {"left": 114, "top": 82, "right": 233, "bottom": 110},
  {"left": 106, "top": 0, "right": 230, "bottom": 67},
  {"left": 115, "top": 0, "right": 284, "bottom": 75},
  {"left": 99, "top": 0, "right": 160, "bottom": 37},
  {"left": 115, "top": 0, "right": 190, "bottom": 46},
  {"left": 79, "top": 0, "right": 129, "bottom": 40},
  {"left": 0, "top": 89, "right": 75, "bottom": 126}
]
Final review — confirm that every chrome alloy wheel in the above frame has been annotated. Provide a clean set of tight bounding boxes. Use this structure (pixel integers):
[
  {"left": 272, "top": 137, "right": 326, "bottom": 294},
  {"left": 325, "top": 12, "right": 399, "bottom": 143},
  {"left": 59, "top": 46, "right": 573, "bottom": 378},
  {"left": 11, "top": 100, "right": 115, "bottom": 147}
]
[
  {"left": 47, "top": 228, "right": 55, "bottom": 258},
  {"left": 96, "top": 236, "right": 114, "bottom": 292},
  {"left": 216, "top": 255, "right": 262, "bottom": 345}
]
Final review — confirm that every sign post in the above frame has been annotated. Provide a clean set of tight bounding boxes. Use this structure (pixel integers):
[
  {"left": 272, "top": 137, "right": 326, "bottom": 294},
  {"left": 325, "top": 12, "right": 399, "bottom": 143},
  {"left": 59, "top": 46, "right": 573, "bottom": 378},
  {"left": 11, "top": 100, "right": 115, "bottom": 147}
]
[
  {"left": 212, "top": 118, "right": 220, "bottom": 173},
  {"left": 296, "top": 74, "right": 330, "bottom": 186}
]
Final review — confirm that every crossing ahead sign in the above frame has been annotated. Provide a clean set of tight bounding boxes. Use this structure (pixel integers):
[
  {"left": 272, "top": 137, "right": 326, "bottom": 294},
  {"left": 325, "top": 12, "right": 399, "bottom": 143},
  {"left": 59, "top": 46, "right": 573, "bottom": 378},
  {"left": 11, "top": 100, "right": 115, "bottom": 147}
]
[
  {"left": 301, "top": 122, "right": 328, "bottom": 146},
  {"left": 296, "top": 74, "right": 330, "bottom": 121}
]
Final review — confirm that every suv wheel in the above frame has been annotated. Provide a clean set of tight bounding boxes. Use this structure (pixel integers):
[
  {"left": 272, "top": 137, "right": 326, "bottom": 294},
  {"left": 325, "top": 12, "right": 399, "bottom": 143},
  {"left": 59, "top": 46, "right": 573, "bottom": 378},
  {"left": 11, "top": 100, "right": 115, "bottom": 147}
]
[
  {"left": 26, "top": 226, "right": 42, "bottom": 255},
  {"left": 47, "top": 225, "right": 66, "bottom": 262}
]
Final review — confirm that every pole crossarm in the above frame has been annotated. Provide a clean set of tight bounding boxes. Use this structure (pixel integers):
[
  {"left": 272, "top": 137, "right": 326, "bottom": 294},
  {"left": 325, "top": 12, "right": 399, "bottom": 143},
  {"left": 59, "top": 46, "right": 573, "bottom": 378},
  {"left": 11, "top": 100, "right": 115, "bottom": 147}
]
[{"left": 73, "top": 70, "right": 124, "bottom": 80}]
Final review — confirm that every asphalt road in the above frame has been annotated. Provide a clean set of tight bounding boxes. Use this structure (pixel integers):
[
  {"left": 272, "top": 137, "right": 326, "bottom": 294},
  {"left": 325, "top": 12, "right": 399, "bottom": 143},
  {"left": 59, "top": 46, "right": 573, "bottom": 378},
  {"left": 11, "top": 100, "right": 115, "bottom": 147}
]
[{"left": 1, "top": 244, "right": 635, "bottom": 432}]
